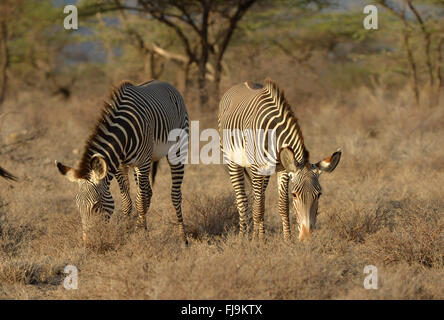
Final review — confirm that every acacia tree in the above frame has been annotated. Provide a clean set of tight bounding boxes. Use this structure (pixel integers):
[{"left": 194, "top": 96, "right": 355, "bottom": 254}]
[
  {"left": 82, "top": 0, "right": 333, "bottom": 108},
  {"left": 0, "top": 1, "right": 73, "bottom": 105},
  {"left": 136, "top": 0, "right": 261, "bottom": 108},
  {"left": 82, "top": 0, "right": 259, "bottom": 109},
  {"left": 0, "top": 0, "right": 23, "bottom": 107},
  {"left": 0, "top": 19, "right": 8, "bottom": 106},
  {"left": 377, "top": 0, "right": 444, "bottom": 107}
]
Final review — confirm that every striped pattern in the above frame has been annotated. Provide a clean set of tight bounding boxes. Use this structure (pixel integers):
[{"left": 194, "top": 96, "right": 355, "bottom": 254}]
[
  {"left": 219, "top": 78, "right": 340, "bottom": 241},
  {"left": 219, "top": 80, "right": 308, "bottom": 170},
  {"left": 57, "top": 80, "right": 189, "bottom": 244}
]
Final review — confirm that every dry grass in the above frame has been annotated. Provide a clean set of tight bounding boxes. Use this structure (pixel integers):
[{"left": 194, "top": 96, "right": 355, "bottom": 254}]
[
  {"left": 0, "top": 80, "right": 443, "bottom": 299},
  {"left": 185, "top": 193, "right": 239, "bottom": 239}
]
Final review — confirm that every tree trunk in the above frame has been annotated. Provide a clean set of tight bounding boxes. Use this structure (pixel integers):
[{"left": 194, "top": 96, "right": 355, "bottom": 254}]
[
  {"left": 198, "top": 62, "right": 209, "bottom": 110},
  {"left": 179, "top": 60, "right": 192, "bottom": 101},
  {"left": 198, "top": 2, "right": 210, "bottom": 110},
  {"left": 210, "top": 0, "right": 258, "bottom": 107},
  {"left": 213, "top": 60, "right": 223, "bottom": 102},
  {"left": 145, "top": 51, "right": 153, "bottom": 79},
  {"left": 402, "top": 28, "right": 420, "bottom": 106},
  {"left": 0, "top": 21, "right": 8, "bottom": 106},
  {"left": 436, "top": 38, "right": 444, "bottom": 106},
  {"left": 147, "top": 51, "right": 164, "bottom": 80},
  {"left": 406, "top": 1, "right": 434, "bottom": 106},
  {"left": 379, "top": 1, "right": 420, "bottom": 106}
]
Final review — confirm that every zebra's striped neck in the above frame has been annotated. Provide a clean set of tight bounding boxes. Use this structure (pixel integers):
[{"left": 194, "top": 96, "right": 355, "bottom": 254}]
[
  {"left": 262, "top": 78, "right": 310, "bottom": 166},
  {"left": 74, "top": 84, "right": 133, "bottom": 180}
]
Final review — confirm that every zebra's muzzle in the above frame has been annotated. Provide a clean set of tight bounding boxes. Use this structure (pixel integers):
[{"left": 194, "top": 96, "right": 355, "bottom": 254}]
[{"left": 298, "top": 224, "right": 312, "bottom": 242}]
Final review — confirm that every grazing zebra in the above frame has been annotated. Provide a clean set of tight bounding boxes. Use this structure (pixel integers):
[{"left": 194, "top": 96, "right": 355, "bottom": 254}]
[
  {"left": 218, "top": 78, "right": 341, "bottom": 241},
  {"left": 0, "top": 165, "right": 17, "bottom": 181},
  {"left": 56, "top": 80, "right": 189, "bottom": 244}
]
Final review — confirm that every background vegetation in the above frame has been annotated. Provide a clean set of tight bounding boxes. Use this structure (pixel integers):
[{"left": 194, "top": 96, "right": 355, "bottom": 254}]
[{"left": 0, "top": 0, "right": 443, "bottom": 299}]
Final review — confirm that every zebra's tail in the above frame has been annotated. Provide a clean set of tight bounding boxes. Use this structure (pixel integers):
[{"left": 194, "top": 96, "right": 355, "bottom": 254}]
[
  {"left": 0, "top": 166, "right": 17, "bottom": 181},
  {"left": 151, "top": 160, "right": 159, "bottom": 186}
]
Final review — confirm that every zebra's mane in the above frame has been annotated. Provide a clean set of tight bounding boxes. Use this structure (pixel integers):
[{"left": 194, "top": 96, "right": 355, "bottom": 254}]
[
  {"left": 75, "top": 80, "right": 134, "bottom": 179},
  {"left": 263, "top": 77, "right": 310, "bottom": 163}
]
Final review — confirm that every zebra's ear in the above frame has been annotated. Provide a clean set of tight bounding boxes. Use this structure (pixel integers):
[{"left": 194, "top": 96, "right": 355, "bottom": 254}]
[
  {"left": 55, "top": 160, "right": 79, "bottom": 182},
  {"left": 279, "top": 148, "right": 298, "bottom": 173},
  {"left": 315, "top": 148, "right": 342, "bottom": 173},
  {"left": 90, "top": 155, "right": 107, "bottom": 182}
]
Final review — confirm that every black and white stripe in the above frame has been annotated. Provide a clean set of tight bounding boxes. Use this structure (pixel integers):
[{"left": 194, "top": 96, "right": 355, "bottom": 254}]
[
  {"left": 218, "top": 78, "right": 341, "bottom": 241},
  {"left": 57, "top": 80, "right": 189, "bottom": 244}
]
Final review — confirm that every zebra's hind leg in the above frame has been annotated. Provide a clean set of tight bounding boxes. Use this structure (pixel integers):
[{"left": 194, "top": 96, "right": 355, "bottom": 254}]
[
  {"left": 167, "top": 158, "right": 187, "bottom": 245},
  {"left": 116, "top": 165, "right": 132, "bottom": 216},
  {"left": 227, "top": 161, "right": 249, "bottom": 236},
  {"left": 134, "top": 162, "right": 153, "bottom": 231}
]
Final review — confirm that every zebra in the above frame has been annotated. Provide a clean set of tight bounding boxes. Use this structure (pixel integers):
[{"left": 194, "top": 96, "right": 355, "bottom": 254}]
[
  {"left": 218, "top": 78, "right": 341, "bottom": 241},
  {"left": 0, "top": 165, "right": 17, "bottom": 181},
  {"left": 56, "top": 80, "right": 189, "bottom": 244}
]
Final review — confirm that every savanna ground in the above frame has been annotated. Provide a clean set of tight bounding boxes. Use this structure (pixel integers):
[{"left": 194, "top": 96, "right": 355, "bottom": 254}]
[{"left": 0, "top": 66, "right": 443, "bottom": 299}]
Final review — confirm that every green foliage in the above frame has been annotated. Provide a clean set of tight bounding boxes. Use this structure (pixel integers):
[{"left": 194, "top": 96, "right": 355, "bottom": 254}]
[
  {"left": 3, "top": 0, "right": 444, "bottom": 95},
  {"left": 5, "top": 0, "right": 73, "bottom": 83}
]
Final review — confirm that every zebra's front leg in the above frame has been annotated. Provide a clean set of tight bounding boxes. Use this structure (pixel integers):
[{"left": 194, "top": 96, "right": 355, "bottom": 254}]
[
  {"left": 116, "top": 165, "right": 132, "bottom": 216},
  {"left": 251, "top": 168, "right": 269, "bottom": 240},
  {"left": 167, "top": 158, "right": 187, "bottom": 245},
  {"left": 228, "top": 162, "right": 249, "bottom": 236},
  {"left": 134, "top": 163, "right": 153, "bottom": 230},
  {"left": 277, "top": 170, "right": 291, "bottom": 240}
]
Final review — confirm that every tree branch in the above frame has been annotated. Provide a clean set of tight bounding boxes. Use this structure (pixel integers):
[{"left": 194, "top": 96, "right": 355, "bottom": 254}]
[
  {"left": 406, "top": 0, "right": 434, "bottom": 88},
  {"left": 138, "top": 0, "right": 197, "bottom": 63},
  {"left": 215, "top": 0, "right": 257, "bottom": 63}
]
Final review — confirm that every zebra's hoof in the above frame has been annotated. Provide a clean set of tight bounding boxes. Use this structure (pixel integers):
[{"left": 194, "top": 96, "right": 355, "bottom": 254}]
[{"left": 136, "top": 225, "right": 147, "bottom": 231}]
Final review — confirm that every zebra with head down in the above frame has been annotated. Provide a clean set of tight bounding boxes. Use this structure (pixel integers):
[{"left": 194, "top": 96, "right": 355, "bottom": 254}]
[
  {"left": 218, "top": 78, "right": 341, "bottom": 241},
  {"left": 56, "top": 80, "right": 189, "bottom": 244}
]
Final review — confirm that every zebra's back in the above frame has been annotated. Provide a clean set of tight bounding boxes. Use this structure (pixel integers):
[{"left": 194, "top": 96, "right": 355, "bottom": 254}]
[
  {"left": 218, "top": 79, "right": 306, "bottom": 170},
  {"left": 218, "top": 81, "right": 265, "bottom": 131},
  {"left": 117, "top": 80, "right": 189, "bottom": 161},
  {"left": 124, "top": 80, "right": 188, "bottom": 139}
]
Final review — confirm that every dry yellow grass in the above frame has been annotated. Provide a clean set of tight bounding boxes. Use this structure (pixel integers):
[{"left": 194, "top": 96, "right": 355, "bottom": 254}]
[{"left": 0, "top": 80, "right": 443, "bottom": 299}]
